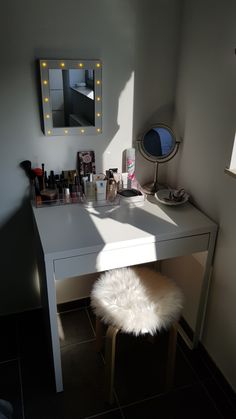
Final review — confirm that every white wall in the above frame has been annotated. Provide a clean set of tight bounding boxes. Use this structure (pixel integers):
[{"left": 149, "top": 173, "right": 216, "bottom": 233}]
[
  {"left": 0, "top": 0, "right": 181, "bottom": 313},
  {"left": 166, "top": 0, "right": 236, "bottom": 390}
]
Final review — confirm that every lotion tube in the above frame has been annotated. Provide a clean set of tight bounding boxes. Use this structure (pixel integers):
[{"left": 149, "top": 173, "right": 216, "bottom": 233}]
[{"left": 96, "top": 180, "right": 107, "bottom": 201}]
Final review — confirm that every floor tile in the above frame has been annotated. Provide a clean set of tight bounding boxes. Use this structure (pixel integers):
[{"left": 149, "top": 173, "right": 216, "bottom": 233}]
[
  {"left": 1, "top": 307, "right": 234, "bottom": 419},
  {"left": 177, "top": 336, "right": 213, "bottom": 381},
  {"left": 58, "top": 297, "right": 90, "bottom": 313},
  {"left": 61, "top": 340, "right": 119, "bottom": 418},
  {"left": 122, "top": 383, "right": 223, "bottom": 418},
  {"left": 0, "top": 314, "right": 18, "bottom": 362},
  {"left": 58, "top": 308, "right": 95, "bottom": 348},
  {"left": 18, "top": 310, "right": 57, "bottom": 418},
  {"left": 87, "top": 305, "right": 97, "bottom": 331},
  {"left": 85, "top": 409, "right": 124, "bottom": 418},
  {"left": 0, "top": 360, "right": 23, "bottom": 419},
  {"left": 17, "top": 309, "right": 47, "bottom": 355},
  {"left": 201, "top": 378, "right": 236, "bottom": 419}
]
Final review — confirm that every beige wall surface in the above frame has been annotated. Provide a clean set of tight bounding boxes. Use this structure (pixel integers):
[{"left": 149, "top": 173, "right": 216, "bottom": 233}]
[
  {"left": 0, "top": 0, "right": 181, "bottom": 313},
  {"left": 166, "top": 0, "right": 236, "bottom": 390}
]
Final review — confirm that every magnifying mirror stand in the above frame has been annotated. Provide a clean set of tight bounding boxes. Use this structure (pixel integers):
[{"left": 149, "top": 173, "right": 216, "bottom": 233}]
[
  {"left": 142, "top": 162, "right": 160, "bottom": 195},
  {"left": 137, "top": 123, "right": 180, "bottom": 195}
]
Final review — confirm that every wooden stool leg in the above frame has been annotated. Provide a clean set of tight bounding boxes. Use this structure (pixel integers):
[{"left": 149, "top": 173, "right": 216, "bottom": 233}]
[
  {"left": 105, "top": 325, "right": 119, "bottom": 404},
  {"left": 165, "top": 322, "right": 178, "bottom": 391},
  {"left": 95, "top": 317, "right": 104, "bottom": 352}
]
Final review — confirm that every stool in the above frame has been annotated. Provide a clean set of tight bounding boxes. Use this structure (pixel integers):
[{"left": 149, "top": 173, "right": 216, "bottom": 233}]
[{"left": 91, "top": 266, "right": 184, "bottom": 403}]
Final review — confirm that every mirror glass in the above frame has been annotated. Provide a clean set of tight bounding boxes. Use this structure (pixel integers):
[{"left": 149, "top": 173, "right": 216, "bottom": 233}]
[
  {"left": 39, "top": 59, "right": 102, "bottom": 136},
  {"left": 49, "top": 69, "right": 95, "bottom": 128},
  {"left": 142, "top": 126, "right": 175, "bottom": 160}
]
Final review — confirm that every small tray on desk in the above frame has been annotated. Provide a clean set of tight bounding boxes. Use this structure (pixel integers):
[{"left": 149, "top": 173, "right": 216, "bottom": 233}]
[
  {"left": 155, "top": 189, "right": 189, "bottom": 206},
  {"left": 118, "top": 189, "right": 146, "bottom": 205},
  {"left": 33, "top": 194, "right": 120, "bottom": 209}
]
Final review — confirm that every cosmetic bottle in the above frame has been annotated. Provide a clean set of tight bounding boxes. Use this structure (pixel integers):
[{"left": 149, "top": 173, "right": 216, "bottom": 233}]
[
  {"left": 64, "top": 184, "right": 70, "bottom": 203},
  {"left": 48, "top": 170, "right": 55, "bottom": 189},
  {"left": 96, "top": 180, "right": 107, "bottom": 201},
  {"left": 126, "top": 148, "right": 135, "bottom": 188},
  {"left": 107, "top": 178, "right": 117, "bottom": 202},
  {"left": 113, "top": 172, "right": 122, "bottom": 191},
  {"left": 69, "top": 184, "right": 77, "bottom": 202},
  {"left": 41, "top": 163, "right": 45, "bottom": 190},
  {"left": 44, "top": 171, "right": 48, "bottom": 188},
  {"left": 74, "top": 175, "right": 83, "bottom": 201},
  {"left": 58, "top": 183, "right": 64, "bottom": 202},
  {"left": 85, "top": 174, "right": 96, "bottom": 201},
  {"left": 82, "top": 176, "right": 88, "bottom": 195},
  {"left": 121, "top": 172, "right": 128, "bottom": 189}
]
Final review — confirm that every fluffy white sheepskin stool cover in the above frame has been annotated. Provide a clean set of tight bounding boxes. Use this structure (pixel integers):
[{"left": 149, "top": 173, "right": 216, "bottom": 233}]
[{"left": 91, "top": 266, "right": 184, "bottom": 403}]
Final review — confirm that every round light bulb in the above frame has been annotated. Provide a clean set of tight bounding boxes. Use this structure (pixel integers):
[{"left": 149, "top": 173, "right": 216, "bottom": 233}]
[
  {"left": 47, "top": 130, "right": 51, "bottom": 135},
  {"left": 42, "top": 62, "right": 47, "bottom": 67},
  {"left": 96, "top": 63, "right": 101, "bottom": 68},
  {"left": 96, "top": 80, "right": 101, "bottom": 85},
  {"left": 44, "top": 97, "right": 49, "bottom": 102},
  {"left": 64, "top": 130, "right": 68, "bottom": 134},
  {"left": 78, "top": 63, "right": 83, "bottom": 67},
  {"left": 81, "top": 129, "right": 85, "bottom": 133},
  {"left": 96, "top": 96, "right": 101, "bottom": 101},
  {"left": 97, "top": 128, "right": 101, "bottom": 133},
  {"left": 96, "top": 113, "right": 101, "bottom": 117},
  {"left": 46, "top": 114, "right": 50, "bottom": 119},
  {"left": 60, "top": 62, "right": 65, "bottom": 67},
  {"left": 43, "top": 80, "right": 48, "bottom": 85}
]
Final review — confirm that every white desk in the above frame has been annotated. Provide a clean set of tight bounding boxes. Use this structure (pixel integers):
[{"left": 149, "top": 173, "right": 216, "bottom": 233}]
[{"left": 33, "top": 196, "right": 217, "bottom": 393}]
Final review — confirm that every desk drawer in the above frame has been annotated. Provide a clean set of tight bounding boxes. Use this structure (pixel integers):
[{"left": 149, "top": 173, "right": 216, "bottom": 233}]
[{"left": 54, "top": 233, "right": 209, "bottom": 280}]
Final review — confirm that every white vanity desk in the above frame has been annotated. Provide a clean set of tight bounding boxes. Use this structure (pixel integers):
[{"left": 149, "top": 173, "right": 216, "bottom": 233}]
[{"left": 33, "top": 196, "right": 217, "bottom": 393}]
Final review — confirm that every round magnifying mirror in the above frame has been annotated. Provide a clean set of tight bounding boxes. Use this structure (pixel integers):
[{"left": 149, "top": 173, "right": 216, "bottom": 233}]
[{"left": 138, "top": 123, "right": 180, "bottom": 194}]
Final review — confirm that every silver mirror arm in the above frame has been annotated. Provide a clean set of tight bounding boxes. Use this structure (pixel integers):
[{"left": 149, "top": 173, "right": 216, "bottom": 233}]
[{"left": 136, "top": 139, "right": 181, "bottom": 195}]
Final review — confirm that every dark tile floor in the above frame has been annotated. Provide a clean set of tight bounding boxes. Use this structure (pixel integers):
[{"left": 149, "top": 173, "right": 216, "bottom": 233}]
[{"left": 0, "top": 303, "right": 235, "bottom": 419}]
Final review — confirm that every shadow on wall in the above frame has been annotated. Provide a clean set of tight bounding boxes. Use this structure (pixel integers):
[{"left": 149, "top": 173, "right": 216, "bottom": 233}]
[{"left": 0, "top": 197, "right": 41, "bottom": 315}]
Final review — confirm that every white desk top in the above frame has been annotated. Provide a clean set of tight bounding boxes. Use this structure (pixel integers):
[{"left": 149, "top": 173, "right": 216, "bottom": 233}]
[{"left": 33, "top": 197, "right": 217, "bottom": 260}]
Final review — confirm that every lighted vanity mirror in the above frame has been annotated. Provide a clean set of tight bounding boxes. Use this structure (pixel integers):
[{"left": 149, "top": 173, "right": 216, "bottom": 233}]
[{"left": 39, "top": 59, "right": 102, "bottom": 136}]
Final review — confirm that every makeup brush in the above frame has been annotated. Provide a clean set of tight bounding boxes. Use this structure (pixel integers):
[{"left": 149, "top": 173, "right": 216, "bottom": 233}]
[{"left": 19, "top": 160, "right": 36, "bottom": 180}]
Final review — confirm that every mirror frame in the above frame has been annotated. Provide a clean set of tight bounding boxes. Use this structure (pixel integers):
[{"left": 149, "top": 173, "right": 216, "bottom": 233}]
[
  {"left": 39, "top": 59, "right": 102, "bottom": 136},
  {"left": 137, "top": 123, "right": 180, "bottom": 163}
]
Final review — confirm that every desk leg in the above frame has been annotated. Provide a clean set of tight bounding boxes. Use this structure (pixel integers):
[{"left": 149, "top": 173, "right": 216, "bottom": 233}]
[
  {"left": 178, "top": 230, "right": 217, "bottom": 349},
  {"left": 193, "top": 230, "right": 217, "bottom": 347},
  {"left": 45, "top": 259, "right": 63, "bottom": 392}
]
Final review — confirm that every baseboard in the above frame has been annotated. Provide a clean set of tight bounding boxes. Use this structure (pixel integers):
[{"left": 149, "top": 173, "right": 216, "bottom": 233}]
[
  {"left": 198, "top": 342, "right": 236, "bottom": 405},
  {"left": 179, "top": 316, "right": 235, "bottom": 410}
]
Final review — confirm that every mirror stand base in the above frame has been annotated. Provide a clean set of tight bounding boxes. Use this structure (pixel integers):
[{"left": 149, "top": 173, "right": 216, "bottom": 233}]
[{"left": 141, "top": 181, "right": 159, "bottom": 195}]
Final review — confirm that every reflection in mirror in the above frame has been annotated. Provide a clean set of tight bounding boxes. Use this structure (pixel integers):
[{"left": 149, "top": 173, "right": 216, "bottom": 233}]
[
  {"left": 137, "top": 123, "right": 180, "bottom": 194},
  {"left": 39, "top": 59, "right": 102, "bottom": 136},
  {"left": 143, "top": 127, "right": 175, "bottom": 159}
]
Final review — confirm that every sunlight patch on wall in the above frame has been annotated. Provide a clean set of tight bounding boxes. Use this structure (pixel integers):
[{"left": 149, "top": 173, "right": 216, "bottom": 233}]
[
  {"left": 225, "top": 132, "right": 236, "bottom": 178},
  {"left": 103, "top": 71, "right": 134, "bottom": 170}
]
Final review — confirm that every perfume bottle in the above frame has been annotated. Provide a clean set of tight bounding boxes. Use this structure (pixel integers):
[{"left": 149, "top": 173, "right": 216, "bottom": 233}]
[
  {"left": 107, "top": 178, "right": 117, "bottom": 201},
  {"left": 85, "top": 174, "right": 96, "bottom": 201}
]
